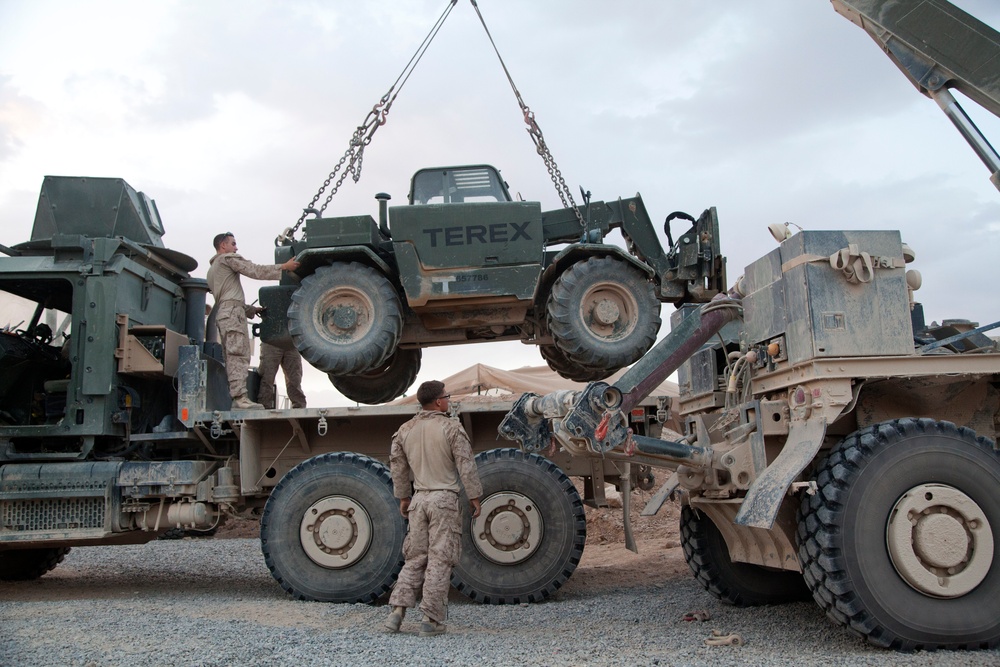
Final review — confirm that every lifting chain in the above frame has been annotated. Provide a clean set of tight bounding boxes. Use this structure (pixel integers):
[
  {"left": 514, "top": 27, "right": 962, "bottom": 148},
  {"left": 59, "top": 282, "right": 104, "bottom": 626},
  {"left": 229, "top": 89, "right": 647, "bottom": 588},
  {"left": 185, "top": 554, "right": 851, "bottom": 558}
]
[
  {"left": 470, "top": 0, "right": 587, "bottom": 230},
  {"left": 281, "top": 0, "right": 459, "bottom": 245},
  {"left": 286, "top": 0, "right": 585, "bottom": 244}
]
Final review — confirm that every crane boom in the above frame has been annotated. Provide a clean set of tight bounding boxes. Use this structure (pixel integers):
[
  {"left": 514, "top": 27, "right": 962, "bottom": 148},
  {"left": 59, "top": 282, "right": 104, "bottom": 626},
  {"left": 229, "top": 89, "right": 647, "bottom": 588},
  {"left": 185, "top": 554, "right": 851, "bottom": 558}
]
[{"left": 832, "top": 0, "right": 1000, "bottom": 189}]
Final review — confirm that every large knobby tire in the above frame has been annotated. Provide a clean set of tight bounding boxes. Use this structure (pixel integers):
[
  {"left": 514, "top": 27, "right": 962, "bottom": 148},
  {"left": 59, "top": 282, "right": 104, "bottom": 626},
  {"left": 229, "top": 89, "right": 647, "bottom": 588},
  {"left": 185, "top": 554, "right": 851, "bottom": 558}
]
[
  {"left": 538, "top": 344, "right": 611, "bottom": 383},
  {"left": 330, "top": 348, "right": 421, "bottom": 405},
  {"left": 0, "top": 547, "right": 71, "bottom": 580},
  {"left": 547, "top": 256, "right": 661, "bottom": 373},
  {"left": 158, "top": 527, "right": 187, "bottom": 540},
  {"left": 797, "top": 418, "right": 1000, "bottom": 650},
  {"left": 680, "top": 505, "right": 810, "bottom": 606},
  {"left": 288, "top": 262, "right": 403, "bottom": 375},
  {"left": 451, "top": 448, "right": 586, "bottom": 604},
  {"left": 261, "top": 452, "right": 405, "bottom": 603}
]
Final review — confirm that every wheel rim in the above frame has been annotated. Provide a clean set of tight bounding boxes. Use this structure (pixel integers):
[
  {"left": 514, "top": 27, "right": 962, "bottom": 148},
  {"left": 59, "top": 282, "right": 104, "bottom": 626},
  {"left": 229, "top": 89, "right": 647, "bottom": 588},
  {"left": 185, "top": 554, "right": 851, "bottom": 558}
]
[
  {"left": 299, "top": 495, "right": 373, "bottom": 569},
  {"left": 886, "top": 483, "right": 994, "bottom": 598},
  {"left": 315, "top": 286, "right": 374, "bottom": 345},
  {"left": 578, "top": 281, "right": 639, "bottom": 342},
  {"left": 472, "top": 492, "right": 543, "bottom": 564}
]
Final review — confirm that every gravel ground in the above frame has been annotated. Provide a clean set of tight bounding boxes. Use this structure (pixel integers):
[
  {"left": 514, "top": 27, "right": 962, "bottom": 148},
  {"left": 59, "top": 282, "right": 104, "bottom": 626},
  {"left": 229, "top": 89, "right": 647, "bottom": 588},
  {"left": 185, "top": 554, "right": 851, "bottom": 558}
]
[{"left": 1, "top": 538, "right": 998, "bottom": 667}]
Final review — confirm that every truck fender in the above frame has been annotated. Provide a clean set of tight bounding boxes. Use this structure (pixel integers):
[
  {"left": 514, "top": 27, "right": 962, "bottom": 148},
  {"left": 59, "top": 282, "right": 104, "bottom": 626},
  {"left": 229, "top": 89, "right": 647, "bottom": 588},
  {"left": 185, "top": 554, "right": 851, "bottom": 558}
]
[
  {"left": 257, "top": 247, "right": 397, "bottom": 349},
  {"left": 292, "top": 246, "right": 394, "bottom": 279},
  {"left": 537, "top": 245, "right": 653, "bottom": 307}
]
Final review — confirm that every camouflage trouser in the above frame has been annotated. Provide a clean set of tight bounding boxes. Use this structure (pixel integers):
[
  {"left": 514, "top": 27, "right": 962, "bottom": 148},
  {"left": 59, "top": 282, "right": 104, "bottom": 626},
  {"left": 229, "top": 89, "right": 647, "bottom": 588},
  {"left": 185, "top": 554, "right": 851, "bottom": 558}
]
[
  {"left": 388, "top": 490, "right": 462, "bottom": 624},
  {"left": 257, "top": 344, "right": 306, "bottom": 409},
  {"left": 216, "top": 301, "right": 252, "bottom": 399}
]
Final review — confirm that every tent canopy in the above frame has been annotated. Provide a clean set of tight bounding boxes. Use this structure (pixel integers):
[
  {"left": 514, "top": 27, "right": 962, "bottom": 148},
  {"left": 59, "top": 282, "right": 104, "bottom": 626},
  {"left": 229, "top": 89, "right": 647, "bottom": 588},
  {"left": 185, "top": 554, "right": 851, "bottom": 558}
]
[{"left": 391, "top": 364, "right": 679, "bottom": 405}]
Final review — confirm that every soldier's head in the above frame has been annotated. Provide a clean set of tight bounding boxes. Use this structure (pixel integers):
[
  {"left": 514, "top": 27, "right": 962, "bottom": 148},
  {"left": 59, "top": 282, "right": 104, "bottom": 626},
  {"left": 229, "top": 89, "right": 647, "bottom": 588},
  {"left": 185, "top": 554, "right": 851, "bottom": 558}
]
[
  {"left": 417, "top": 380, "right": 449, "bottom": 410},
  {"left": 213, "top": 233, "right": 237, "bottom": 253}
]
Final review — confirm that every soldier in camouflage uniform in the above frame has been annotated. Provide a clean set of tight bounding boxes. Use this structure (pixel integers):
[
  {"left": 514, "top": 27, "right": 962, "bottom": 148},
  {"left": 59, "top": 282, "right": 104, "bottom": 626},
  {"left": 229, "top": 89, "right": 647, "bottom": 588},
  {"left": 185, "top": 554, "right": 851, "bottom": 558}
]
[
  {"left": 206, "top": 232, "right": 300, "bottom": 410},
  {"left": 384, "top": 380, "right": 483, "bottom": 637},
  {"left": 257, "top": 342, "right": 307, "bottom": 409}
]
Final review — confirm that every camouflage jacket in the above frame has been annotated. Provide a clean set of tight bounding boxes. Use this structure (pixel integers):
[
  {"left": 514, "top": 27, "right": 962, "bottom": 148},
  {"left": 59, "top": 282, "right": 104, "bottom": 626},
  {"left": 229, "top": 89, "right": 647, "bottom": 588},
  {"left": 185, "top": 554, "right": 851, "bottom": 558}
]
[{"left": 390, "top": 409, "right": 483, "bottom": 500}]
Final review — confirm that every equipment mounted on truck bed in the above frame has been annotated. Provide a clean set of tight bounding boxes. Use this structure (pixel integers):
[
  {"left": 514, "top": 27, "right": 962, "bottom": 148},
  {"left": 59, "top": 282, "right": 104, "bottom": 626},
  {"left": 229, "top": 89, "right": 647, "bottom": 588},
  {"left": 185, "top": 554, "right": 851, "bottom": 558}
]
[{"left": 498, "top": 0, "right": 1000, "bottom": 650}]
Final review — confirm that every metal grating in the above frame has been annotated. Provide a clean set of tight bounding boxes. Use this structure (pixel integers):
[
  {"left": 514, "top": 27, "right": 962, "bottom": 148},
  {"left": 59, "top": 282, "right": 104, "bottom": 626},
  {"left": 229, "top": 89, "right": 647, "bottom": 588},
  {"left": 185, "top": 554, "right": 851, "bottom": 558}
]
[{"left": 1, "top": 497, "right": 105, "bottom": 532}]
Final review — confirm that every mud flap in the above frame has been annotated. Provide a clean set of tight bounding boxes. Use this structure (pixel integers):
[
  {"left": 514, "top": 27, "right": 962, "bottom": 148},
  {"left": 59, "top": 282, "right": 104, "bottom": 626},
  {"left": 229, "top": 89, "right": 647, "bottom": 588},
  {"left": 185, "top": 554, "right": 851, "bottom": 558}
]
[{"left": 734, "top": 418, "right": 827, "bottom": 529}]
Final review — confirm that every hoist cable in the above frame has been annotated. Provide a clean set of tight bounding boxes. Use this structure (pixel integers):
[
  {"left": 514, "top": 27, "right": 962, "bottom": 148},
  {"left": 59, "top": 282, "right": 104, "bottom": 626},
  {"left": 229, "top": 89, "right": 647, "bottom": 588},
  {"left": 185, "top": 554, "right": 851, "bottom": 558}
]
[
  {"left": 468, "top": 0, "right": 585, "bottom": 226},
  {"left": 283, "top": 0, "right": 458, "bottom": 243}
]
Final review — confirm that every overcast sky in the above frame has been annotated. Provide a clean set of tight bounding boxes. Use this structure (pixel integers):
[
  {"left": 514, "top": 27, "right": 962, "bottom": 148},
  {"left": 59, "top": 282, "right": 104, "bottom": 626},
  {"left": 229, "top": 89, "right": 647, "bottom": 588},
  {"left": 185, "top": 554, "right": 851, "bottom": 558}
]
[{"left": 1, "top": 0, "right": 999, "bottom": 407}]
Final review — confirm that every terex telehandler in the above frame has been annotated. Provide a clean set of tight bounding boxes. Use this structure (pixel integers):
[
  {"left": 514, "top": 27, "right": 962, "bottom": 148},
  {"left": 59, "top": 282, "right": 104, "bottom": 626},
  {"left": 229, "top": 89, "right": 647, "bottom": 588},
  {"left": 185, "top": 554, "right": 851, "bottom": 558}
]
[{"left": 258, "top": 165, "right": 725, "bottom": 404}]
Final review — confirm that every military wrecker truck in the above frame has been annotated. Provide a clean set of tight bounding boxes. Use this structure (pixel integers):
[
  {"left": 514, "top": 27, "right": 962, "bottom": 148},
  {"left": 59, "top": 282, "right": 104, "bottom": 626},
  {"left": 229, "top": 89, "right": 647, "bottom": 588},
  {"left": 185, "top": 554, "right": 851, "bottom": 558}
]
[
  {"left": 0, "top": 175, "right": 678, "bottom": 605},
  {"left": 257, "top": 163, "right": 725, "bottom": 404},
  {"left": 500, "top": 0, "right": 1000, "bottom": 650}
]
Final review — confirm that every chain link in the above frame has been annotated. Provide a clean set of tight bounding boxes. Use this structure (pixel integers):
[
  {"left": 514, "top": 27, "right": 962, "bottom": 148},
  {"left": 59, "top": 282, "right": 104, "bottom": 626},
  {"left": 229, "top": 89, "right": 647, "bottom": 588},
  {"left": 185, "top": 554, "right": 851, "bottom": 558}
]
[
  {"left": 287, "top": 0, "right": 587, "bottom": 244},
  {"left": 524, "top": 109, "right": 578, "bottom": 214},
  {"left": 284, "top": 96, "right": 389, "bottom": 243},
  {"left": 471, "top": 0, "right": 586, "bottom": 230},
  {"left": 283, "top": 1, "right": 458, "bottom": 245}
]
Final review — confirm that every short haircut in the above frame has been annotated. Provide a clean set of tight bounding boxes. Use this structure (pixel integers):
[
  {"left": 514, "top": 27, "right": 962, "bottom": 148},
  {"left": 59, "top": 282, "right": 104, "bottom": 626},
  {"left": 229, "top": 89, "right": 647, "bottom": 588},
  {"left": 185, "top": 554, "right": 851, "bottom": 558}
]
[
  {"left": 417, "top": 380, "right": 446, "bottom": 407},
  {"left": 213, "top": 233, "right": 234, "bottom": 251}
]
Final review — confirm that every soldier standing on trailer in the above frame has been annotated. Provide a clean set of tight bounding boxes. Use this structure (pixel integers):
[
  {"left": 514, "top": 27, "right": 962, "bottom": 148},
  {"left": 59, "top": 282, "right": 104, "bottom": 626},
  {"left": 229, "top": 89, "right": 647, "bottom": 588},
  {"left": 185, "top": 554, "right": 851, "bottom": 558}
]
[
  {"left": 257, "top": 341, "right": 307, "bottom": 409},
  {"left": 384, "top": 380, "right": 482, "bottom": 637},
  {"left": 207, "top": 232, "right": 300, "bottom": 410}
]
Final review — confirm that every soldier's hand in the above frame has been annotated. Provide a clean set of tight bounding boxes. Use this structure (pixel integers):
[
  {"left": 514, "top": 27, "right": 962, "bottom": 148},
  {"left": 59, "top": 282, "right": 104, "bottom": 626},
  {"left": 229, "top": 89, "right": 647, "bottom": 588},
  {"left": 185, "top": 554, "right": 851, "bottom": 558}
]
[
  {"left": 399, "top": 497, "right": 411, "bottom": 518},
  {"left": 470, "top": 497, "right": 481, "bottom": 519},
  {"left": 281, "top": 258, "right": 301, "bottom": 274}
]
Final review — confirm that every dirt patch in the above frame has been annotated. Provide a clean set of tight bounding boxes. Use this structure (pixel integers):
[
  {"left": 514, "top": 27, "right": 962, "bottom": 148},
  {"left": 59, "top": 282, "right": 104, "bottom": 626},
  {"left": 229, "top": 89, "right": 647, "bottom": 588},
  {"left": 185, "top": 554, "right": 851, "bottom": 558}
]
[
  {"left": 570, "top": 482, "right": 687, "bottom": 591},
  {"left": 580, "top": 482, "right": 681, "bottom": 547},
  {"left": 214, "top": 515, "right": 261, "bottom": 540}
]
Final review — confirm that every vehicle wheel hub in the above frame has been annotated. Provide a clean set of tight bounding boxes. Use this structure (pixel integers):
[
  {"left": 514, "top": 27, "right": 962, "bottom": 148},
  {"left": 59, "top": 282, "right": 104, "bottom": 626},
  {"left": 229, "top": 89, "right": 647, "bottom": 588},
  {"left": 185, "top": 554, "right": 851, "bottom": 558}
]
[
  {"left": 913, "top": 514, "right": 966, "bottom": 569},
  {"left": 300, "top": 496, "right": 373, "bottom": 569},
  {"left": 592, "top": 299, "right": 620, "bottom": 326},
  {"left": 886, "top": 483, "right": 993, "bottom": 598},
  {"left": 472, "top": 492, "right": 542, "bottom": 564},
  {"left": 580, "top": 282, "right": 637, "bottom": 340},
  {"left": 317, "top": 288, "right": 372, "bottom": 343},
  {"left": 331, "top": 306, "right": 358, "bottom": 331}
]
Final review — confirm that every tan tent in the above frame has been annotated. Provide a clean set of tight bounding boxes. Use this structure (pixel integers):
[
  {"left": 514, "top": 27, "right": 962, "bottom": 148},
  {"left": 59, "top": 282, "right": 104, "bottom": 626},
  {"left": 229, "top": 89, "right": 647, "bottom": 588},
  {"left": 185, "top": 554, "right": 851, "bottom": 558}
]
[{"left": 391, "top": 364, "right": 679, "bottom": 404}]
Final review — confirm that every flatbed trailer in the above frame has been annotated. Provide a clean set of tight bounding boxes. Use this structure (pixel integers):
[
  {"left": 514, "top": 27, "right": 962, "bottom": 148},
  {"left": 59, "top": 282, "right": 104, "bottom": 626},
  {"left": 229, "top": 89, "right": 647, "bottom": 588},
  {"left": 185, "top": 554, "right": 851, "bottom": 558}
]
[{"left": 0, "top": 175, "right": 672, "bottom": 605}]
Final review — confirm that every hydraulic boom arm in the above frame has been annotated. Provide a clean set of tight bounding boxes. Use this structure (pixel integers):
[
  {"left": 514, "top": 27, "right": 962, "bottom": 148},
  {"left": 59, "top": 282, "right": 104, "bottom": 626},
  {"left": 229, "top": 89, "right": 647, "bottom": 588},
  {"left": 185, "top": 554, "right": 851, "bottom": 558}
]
[{"left": 831, "top": 0, "right": 1000, "bottom": 189}]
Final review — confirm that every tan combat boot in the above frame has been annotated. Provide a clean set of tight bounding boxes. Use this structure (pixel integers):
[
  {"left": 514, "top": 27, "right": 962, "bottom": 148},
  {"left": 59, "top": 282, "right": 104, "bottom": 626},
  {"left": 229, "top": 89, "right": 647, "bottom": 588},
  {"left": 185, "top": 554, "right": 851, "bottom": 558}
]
[
  {"left": 419, "top": 615, "right": 446, "bottom": 637},
  {"left": 232, "top": 395, "right": 264, "bottom": 410},
  {"left": 384, "top": 606, "right": 405, "bottom": 633}
]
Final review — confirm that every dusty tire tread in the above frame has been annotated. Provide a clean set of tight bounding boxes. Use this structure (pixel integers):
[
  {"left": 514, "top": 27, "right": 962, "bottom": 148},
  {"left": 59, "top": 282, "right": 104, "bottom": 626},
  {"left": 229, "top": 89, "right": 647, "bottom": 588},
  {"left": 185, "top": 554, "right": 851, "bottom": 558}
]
[
  {"left": 330, "top": 348, "right": 421, "bottom": 404},
  {"left": 538, "top": 344, "right": 611, "bottom": 382},
  {"left": 797, "top": 418, "right": 1000, "bottom": 651},
  {"left": 451, "top": 448, "right": 586, "bottom": 604},
  {"left": 261, "top": 451, "right": 404, "bottom": 603},
  {"left": 288, "top": 262, "right": 402, "bottom": 375},
  {"left": 680, "top": 505, "right": 809, "bottom": 607}
]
